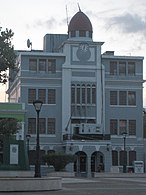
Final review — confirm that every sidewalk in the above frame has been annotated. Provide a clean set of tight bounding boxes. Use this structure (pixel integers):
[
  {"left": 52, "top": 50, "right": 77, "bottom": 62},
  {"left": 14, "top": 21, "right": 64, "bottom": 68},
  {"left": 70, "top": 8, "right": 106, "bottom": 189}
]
[{"left": 94, "top": 172, "right": 146, "bottom": 178}]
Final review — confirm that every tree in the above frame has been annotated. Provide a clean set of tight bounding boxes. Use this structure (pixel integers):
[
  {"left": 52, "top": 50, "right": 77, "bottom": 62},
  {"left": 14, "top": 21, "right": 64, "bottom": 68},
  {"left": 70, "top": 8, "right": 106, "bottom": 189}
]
[
  {"left": 0, "top": 27, "right": 16, "bottom": 83},
  {"left": 0, "top": 118, "right": 20, "bottom": 166},
  {"left": 43, "top": 153, "right": 76, "bottom": 171},
  {"left": 0, "top": 118, "right": 19, "bottom": 137}
]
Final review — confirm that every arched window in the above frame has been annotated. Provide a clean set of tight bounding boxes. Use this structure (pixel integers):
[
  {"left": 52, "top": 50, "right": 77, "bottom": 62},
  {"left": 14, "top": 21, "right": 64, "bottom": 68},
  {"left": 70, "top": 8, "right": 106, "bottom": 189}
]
[
  {"left": 120, "top": 150, "right": 127, "bottom": 166},
  {"left": 112, "top": 150, "right": 118, "bottom": 166},
  {"left": 87, "top": 84, "right": 91, "bottom": 104},
  {"left": 92, "top": 84, "right": 96, "bottom": 104},
  {"left": 129, "top": 151, "right": 136, "bottom": 166},
  {"left": 77, "top": 84, "right": 80, "bottom": 104},
  {"left": 81, "top": 84, "right": 86, "bottom": 104}
]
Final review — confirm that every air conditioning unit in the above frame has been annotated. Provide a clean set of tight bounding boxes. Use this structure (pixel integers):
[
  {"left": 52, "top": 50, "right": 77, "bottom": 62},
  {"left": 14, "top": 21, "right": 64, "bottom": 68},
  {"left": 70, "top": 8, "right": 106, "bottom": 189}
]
[
  {"left": 79, "top": 123, "right": 101, "bottom": 134},
  {"left": 72, "top": 124, "right": 80, "bottom": 134}
]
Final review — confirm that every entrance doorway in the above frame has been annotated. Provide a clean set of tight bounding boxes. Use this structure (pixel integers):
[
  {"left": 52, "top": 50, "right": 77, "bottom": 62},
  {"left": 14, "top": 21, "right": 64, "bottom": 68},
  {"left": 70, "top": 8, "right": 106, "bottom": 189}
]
[
  {"left": 91, "top": 151, "right": 104, "bottom": 172},
  {"left": 74, "top": 151, "right": 87, "bottom": 177}
]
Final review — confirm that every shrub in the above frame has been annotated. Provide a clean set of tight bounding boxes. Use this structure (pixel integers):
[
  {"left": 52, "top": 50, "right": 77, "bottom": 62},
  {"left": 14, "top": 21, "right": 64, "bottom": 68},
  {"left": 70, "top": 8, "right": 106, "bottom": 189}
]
[{"left": 43, "top": 153, "right": 76, "bottom": 171}]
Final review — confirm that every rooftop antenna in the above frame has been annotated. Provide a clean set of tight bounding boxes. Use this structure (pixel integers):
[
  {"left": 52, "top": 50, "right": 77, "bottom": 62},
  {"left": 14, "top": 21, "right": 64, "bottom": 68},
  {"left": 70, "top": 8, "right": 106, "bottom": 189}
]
[
  {"left": 27, "top": 39, "right": 32, "bottom": 50},
  {"left": 77, "top": 3, "right": 81, "bottom": 11},
  {"left": 66, "top": 5, "right": 69, "bottom": 27}
]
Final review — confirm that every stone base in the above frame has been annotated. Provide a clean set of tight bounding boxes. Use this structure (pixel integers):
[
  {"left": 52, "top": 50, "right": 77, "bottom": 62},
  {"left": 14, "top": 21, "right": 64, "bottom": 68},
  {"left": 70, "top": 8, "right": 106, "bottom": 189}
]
[
  {"left": 0, "top": 170, "right": 34, "bottom": 177},
  {"left": 0, "top": 177, "right": 62, "bottom": 192},
  {"left": 48, "top": 171, "right": 75, "bottom": 177}
]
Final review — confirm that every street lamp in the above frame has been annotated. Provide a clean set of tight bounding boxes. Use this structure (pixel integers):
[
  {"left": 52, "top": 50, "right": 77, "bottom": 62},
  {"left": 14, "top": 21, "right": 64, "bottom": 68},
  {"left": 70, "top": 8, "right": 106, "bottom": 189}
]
[
  {"left": 123, "top": 132, "right": 127, "bottom": 173},
  {"left": 33, "top": 100, "right": 43, "bottom": 178}
]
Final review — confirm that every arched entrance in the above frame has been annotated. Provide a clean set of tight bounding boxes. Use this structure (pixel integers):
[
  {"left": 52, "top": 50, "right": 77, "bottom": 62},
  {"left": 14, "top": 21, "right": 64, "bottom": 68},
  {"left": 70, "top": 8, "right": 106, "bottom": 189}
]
[
  {"left": 74, "top": 151, "right": 87, "bottom": 177},
  {"left": 91, "top": 151, "right": 104, "bottom": 173}
]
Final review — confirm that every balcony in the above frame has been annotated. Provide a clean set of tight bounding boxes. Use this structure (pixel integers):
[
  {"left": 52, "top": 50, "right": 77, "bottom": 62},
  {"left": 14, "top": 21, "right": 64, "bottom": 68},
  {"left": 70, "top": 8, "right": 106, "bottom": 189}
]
[{"left": 63, "top": 133, "right": 110, "bottom": 141}]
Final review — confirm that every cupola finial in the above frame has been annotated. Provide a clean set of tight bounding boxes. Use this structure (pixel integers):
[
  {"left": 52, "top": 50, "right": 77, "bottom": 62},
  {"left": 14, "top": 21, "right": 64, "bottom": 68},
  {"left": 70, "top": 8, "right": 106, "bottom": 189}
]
[{"left": 77, "top": 3, "right": 81, "bottom": 12}]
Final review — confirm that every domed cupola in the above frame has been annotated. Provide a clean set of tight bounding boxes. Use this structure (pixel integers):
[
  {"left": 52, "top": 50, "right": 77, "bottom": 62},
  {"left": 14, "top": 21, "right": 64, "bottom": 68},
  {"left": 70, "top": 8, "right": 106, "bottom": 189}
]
[{"left": 68, "top": 9, "right": 93, "bottom": 40}]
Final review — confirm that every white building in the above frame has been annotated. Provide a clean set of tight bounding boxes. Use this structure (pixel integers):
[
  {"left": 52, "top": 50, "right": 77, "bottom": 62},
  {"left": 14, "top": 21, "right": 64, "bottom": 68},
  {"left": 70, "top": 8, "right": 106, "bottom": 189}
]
[{"left": 8, "top": 9, "right": 144, "bottom": 176}]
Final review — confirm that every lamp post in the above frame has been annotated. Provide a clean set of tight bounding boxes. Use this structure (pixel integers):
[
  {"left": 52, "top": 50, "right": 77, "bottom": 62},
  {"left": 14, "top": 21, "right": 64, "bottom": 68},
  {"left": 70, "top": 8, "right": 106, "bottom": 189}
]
[
  {"left": 123, "top": 132, "right": 127, "bottom": 173},
  {"left": 33, "top": 100, "right": 43, "bottom": 178}
]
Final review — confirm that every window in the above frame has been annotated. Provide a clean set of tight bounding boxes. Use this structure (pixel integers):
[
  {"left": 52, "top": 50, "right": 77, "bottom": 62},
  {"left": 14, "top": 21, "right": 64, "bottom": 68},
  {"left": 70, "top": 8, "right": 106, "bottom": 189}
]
[
  {"left": 119, "top": 120, "right": 127, "bottom": 135},
  {"left": 110, "top": 91, "right": 117, "bottom": 105},
  {"left": 81, "top": 106, "right": 86, "bottom": 116},
  {"left": 71, "top": 31, "right": 76, "bottom": 37},
  {"left": 39, "top": 59, "right": 46, "bottom": 71},
  {"left": 129, "top": 120, "right": 136, "bottom": 135},
  {"left": 112, "top": 150, "right": 118, "bottom": 166},
  {"left": 110, "top": 61, "right": 117, "bottom": 75},
  {"left": 119, "top": 91, "right": 126, "bottom": 105},
  {"left": 110, "top": 119, "right": 118, "bottom": 135},
  {"left": 28, "top": 89, "right": 36, "bottom": 103},
  {"left": 28, "top": 118, "right": 36, "bottom": 134},
  {"left": 128, "top": 91, "right": 136, "bottom": 105},
  {"left": 81, "top": 85, "right": 86, "bottom": 104},
  {"left": 120, "top": 150, "right": 127, "bottom": 166},
  {"left": 110, "top": 119, "right": 136, "bottom": 135},
  {"left": 128, "top": 62, "right": 135, "bottom": 76},
  {"left": 92, "top": 85, "right": 96, "bottom": 104},
  {"left": 87, "top": 85, "right": 91, "bottom": 104},
  {"left": 47, "top": 118, "right": 56, "bottom": 134},
  {"left": 71, "top": 85, "right": 75, "bottom": 104},
  {"left": 112, "top": 150, "right": 135, "bottom": 167},
  {"left": 89, "top": 31, "right": 92, "bottom": 38},
  {"left": 29, "top": 59, "right": 37, "bottom": 71},
  {"left": 129, "top": 151, "right": 136, "bottom": 166},
  {"left": 110, "top": 61, "right": 136, "bottom": 76},
  {"left": 39, "top": 118, "right": 46, "bottom": 134},
  {"left": 119, "top": 62, "right": 126, "bottom": 75},
  {"left": 110, "top": 90, "right": 136, "bottom": 106},
  {"left": 77, "top": 85, "right": 80, "bottom": 104},
  {"left": 77, "top": 106, "right": 81, "bottom": 116},
  {"left": 38, "top": 89, "right": 46, "bottom": 104},
  {"left": 48, "top": 59, "right": 56, "bottom": 73},
  {"left": 48, "top": 89, "right": 56, "bottom": 104},
  {"left": 79, "top": 30, "right": 86, "bottom": 37}
]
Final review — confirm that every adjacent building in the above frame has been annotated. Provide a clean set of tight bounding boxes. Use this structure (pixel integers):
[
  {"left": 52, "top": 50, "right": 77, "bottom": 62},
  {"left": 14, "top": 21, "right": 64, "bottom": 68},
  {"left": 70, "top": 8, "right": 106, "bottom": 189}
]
[
  {"left": 0, "top": 103, "right": 29, "bottom": 170},
  {"left": 7, "top": 10, "right": 144, "bottom": 176}
]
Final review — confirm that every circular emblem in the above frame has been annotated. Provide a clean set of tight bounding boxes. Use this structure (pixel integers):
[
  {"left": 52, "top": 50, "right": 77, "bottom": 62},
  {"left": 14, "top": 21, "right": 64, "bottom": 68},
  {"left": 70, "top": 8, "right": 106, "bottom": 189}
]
[{"left": 12, "top": 146, "right": 17, "bottom": 153}]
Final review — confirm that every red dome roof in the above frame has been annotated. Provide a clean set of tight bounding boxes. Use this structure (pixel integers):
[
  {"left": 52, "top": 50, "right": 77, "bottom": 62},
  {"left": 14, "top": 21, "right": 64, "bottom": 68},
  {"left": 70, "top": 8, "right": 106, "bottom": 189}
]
[{"left": 68, "top": 11, "right": 93, "bottom": 32}]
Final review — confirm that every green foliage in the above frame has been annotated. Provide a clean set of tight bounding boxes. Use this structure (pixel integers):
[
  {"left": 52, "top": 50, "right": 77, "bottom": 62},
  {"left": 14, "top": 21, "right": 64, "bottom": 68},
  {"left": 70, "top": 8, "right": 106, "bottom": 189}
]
[
  {"left": 43, "top": 153, "right": 76, "bottom": 171},
  {"left": 0, "top": 27, "right": 16, "bottom": 83},
  {"left": 0, "top": 118, "right": 19, "bottom": 137}
]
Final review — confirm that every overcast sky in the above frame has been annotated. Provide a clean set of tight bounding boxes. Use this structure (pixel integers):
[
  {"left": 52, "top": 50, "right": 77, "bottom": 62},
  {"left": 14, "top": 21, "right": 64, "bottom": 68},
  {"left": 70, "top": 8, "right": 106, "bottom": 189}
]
[{"left": 0, "top": 0, "right": 146, "bottom": 105}]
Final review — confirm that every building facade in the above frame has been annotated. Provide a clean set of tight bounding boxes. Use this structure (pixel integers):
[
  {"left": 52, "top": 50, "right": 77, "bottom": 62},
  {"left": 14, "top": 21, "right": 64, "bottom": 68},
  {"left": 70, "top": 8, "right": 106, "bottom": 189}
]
[{"left": 7, "top": 10, "right": 144, "bottom": 176}]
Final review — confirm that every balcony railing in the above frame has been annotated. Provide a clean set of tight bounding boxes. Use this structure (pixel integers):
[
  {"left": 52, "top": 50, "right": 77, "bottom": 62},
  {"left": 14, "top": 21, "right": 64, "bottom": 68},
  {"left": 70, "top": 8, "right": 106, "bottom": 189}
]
[{"left": 63, "top": 133, "right": 110, "bottom": 141}]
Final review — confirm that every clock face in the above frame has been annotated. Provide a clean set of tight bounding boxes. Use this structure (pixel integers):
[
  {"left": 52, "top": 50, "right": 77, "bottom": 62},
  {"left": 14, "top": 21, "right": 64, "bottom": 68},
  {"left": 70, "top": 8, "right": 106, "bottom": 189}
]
[{"left": 76, "top": 43, "right": 91, "bottom": 61}]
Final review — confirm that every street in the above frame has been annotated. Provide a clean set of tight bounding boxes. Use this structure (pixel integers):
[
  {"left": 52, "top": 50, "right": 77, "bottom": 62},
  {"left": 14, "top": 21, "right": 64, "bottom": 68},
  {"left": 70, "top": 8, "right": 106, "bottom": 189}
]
[{"left": 1, "top": 176, "right": 146, "bottom": 195}]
